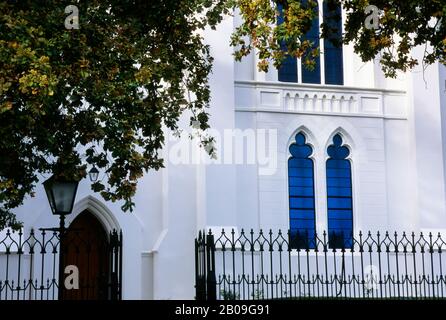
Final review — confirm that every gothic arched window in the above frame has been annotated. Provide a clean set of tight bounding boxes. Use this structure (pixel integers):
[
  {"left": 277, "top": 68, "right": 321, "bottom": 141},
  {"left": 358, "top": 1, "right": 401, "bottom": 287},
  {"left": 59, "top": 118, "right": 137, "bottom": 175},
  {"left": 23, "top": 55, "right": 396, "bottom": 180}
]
[
  {"left": 288, "top": 133, "right": 316, "bottom": 248},
  {"left": 326, "top": 134, "right": 353, "bottom": 248}
]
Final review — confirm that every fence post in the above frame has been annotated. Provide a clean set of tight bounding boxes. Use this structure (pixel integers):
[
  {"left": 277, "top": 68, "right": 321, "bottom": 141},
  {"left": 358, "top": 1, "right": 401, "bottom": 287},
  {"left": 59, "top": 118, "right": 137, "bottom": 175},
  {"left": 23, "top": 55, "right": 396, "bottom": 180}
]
[
  {"left": 195, "top": 232, "right": 206, "bottom": 300},
  {"left": 109, "top": 229, "right": 123, "bottom": 300},
  {"left": 119, "top": 230, "right": 123, "bottom": 300},
  {"left": 206, "top": 232, "right": 217, "bottom": 301}
]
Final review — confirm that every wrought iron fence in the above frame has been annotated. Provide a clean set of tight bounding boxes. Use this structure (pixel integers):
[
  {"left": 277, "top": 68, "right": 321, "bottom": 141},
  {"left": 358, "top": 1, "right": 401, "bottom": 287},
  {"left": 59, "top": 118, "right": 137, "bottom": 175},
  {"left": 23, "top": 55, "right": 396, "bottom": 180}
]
[
  {"left": 0, "top": 228, "right": 122, "bottom": 300},
  {"left": 195, "top": 229, "right": 446, "bottom": 300}
]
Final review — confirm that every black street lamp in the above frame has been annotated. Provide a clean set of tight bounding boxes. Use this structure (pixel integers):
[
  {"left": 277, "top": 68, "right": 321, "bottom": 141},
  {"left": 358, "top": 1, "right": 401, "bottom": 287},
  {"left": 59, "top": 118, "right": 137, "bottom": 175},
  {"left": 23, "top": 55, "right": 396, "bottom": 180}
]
[
  {"left": 43, "top": 175, "right": 79, "bottom": 216},
  {"left": 43, "top": 174, "right": 79, "bottom": 300},
  {"left": 88, "top": 166, "right": 99, "bottom": 182}
]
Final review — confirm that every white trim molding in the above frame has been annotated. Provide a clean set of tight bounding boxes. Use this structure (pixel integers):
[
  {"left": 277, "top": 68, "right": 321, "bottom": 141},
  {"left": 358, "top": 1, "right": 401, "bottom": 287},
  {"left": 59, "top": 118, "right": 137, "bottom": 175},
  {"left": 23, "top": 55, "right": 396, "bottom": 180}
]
[{"left": 235, "top": 80, "right": 407, "bottom": 119}]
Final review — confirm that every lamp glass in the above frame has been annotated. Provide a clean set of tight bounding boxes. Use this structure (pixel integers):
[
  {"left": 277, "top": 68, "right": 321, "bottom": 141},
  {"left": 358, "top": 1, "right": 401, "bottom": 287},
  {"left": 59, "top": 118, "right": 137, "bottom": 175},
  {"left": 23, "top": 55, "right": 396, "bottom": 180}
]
[
  {"left": 88, "top": 167, "right": 99, "bottom": 182},
  {"left": 43, "top": 176, "right": 79, "bottom": 215},
  {"left": 52, "top": 181, "right": 78, "bottom": 213}
]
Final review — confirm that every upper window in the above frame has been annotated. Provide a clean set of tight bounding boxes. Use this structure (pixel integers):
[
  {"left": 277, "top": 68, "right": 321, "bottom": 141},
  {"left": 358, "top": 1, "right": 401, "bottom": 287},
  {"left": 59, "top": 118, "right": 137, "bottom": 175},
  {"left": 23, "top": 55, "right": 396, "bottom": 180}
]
[
  {"left": 323, "top": 0, "right": 343, "bottom": 85},
  {"left": 301, "top": 0, "right": 321, "bottom": 84},
  {"left": 277, "top": 3, "right": 298, "bottom": 83},
  {"left": 288, "top": 133, "right": 316, "bottom": 249},
  {"left": 326, "top": 134, "right": 353, "bottom": 248},
  {"left": 277, "top": 0, "right": 343, "bottom": 85}
]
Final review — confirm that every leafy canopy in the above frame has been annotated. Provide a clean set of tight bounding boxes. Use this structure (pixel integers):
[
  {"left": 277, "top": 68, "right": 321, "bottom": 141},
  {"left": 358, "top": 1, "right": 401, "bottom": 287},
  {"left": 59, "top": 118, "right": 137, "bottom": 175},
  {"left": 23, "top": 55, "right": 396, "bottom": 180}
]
[
  {"left": 232, "top": 0, "right": 446, "bottom": 77},
  {"left": 0, "top": 0, "right": 228, "bottom": 228},
  {"left": 1, "top": 0, "right": 445, "bottom": 229}
]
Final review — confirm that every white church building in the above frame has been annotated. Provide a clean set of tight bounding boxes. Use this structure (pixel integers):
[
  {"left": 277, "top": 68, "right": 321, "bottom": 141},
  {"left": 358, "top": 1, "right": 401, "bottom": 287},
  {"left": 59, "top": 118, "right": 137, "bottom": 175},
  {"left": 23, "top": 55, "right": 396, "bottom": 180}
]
[{"left": 2, "top": 3, "right": 446, "bottom": 300}]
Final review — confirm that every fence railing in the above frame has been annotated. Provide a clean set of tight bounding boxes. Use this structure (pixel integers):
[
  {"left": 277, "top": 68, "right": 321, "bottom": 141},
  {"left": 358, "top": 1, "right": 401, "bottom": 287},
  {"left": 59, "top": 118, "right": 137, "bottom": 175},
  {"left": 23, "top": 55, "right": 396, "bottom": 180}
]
[
  {"left": 0, "top": 228, "right": 122, "bottom": 300},
  {"left": 195, "top": 229, "right": 446, "bottom": 300}
]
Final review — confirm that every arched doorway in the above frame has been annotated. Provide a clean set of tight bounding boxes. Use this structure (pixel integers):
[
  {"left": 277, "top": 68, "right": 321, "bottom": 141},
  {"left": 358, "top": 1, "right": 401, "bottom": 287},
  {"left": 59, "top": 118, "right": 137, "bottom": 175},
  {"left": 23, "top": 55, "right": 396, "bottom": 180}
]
[{"left": 61, "top": 210, "right": 122, "bottom": 300}]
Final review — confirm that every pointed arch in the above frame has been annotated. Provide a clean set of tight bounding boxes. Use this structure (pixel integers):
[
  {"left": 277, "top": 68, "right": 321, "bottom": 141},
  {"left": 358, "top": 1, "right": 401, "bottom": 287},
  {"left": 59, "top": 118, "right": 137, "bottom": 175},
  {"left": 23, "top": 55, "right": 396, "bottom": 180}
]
[
  {"left": 287, "top": 125, "right": 318, "bottom": 156},
  {"left": 68, "top": 195, "right": 120, "bottom": 232},
  {"left": 324, "top": 127, "right": 355, "bottom": 156}
]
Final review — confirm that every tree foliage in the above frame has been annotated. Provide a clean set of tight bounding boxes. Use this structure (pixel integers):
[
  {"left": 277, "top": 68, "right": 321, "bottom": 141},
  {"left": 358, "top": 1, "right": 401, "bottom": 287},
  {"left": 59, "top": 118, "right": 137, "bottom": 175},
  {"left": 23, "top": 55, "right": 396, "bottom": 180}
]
[
  {"left": 1, "top": 0, "right": 445, "bottom": 229},
  {"left": 232, "top": 0, "right": 445, "bottom": 77},
  {"left": 342, "top": 0, "right": 446, "bottom": 77},
  {"left": 0, "top": 0, "right": 228, "bottom": 228},
  {"left": 232, "top": 0, "right": 321, "bottom": 71}
]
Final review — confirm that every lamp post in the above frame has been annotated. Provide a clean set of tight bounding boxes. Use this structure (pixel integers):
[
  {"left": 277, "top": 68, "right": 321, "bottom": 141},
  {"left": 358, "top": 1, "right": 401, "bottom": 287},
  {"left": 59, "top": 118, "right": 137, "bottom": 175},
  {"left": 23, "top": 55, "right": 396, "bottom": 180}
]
[{"left": 43, "top": 175, "right": 79, "bottom": 300}]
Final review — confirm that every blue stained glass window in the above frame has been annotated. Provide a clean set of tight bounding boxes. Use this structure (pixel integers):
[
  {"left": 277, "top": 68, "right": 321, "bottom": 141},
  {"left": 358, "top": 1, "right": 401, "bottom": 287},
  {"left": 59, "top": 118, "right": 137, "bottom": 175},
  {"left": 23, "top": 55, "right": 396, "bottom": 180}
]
[
  {"left": 326, "top": 134, "right": 353, "bottom": 248},
  {"left": 288, "top": 133, "right": 316, "bottom": 249},
  {"left": 323, "top": 0, "right": 344, "bottom": 85}
]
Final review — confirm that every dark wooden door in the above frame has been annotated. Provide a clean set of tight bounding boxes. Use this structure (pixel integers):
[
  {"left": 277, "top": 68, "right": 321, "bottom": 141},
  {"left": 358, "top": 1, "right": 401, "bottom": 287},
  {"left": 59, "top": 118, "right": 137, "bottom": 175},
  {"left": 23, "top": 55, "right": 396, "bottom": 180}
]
[{"left": 61, "top": 211, "right": 109, "bottom": 300}]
